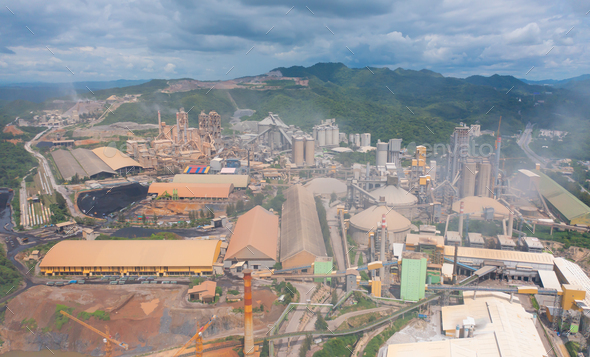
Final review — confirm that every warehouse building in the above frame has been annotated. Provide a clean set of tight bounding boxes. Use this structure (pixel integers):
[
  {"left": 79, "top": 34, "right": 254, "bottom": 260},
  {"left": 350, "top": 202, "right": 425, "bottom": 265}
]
[
  {"left": 443, "top": 246, "right": 554, "bottom": 281},
  {"left": 92, "top": 146, "right": 143, "bottom": 174},
  {"left": 387, "top": 291, "right": 545, "bottom": 357},
  {"left": 535, "top": 170, "right": 590, "bottom": 225},
  {"left": 173, "top": 174, "right": 250, "bottom": 189},
  {"left": 40, "top": 240, "right": 222, "bottom": 276},
  {"left": 349, "top": 204, "right": 411, "bottom": 245},
  {"left": 148, "top": 182, "right": 233, "bottom": 199},
  {"left": 224, "top": 206, "right": 279, "bottom": 270},
  {"left": 51, "top": 148, "right": 116, "bottom": 180},
  {"left": 280, "top": 185, "right": 328, "bottom": 269}
]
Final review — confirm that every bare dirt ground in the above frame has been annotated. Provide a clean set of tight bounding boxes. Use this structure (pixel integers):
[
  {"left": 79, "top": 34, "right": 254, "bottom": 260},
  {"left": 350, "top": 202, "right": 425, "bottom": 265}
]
[
  {"left": 544, "top": 241, "right": 590, "bottom": 270},
  {"left": 0, "top": 284, "right": 282, "bottom": 356},
  {"left": 3, "top": 125, "right": 24, "bottom": 135}
]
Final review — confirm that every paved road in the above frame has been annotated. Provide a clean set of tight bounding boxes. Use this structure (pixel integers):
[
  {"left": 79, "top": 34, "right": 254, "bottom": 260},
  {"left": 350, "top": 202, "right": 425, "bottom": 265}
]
[
  {"left": 23, "top": 127, "right": 80, "bottom": 218},
  {"left": 324, "top": 199, "right": 346, "bottom": 271},
  {"left": 517, "top": 123, "right": 548, "bottom": 168},
  {"left": 275, "top": 282, "right": 314, "bottom": 357}
]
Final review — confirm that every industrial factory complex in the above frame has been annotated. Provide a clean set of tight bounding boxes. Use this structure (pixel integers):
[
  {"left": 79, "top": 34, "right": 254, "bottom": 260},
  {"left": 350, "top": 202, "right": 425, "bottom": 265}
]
[{"left": 11, "top": 100, "right": 590, "bottom": 357}]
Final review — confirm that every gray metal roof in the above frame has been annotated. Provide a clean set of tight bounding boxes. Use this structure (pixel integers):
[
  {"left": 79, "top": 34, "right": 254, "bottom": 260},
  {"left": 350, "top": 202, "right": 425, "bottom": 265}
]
[
  {"left": 51, "top": 150, "right": 87, "bottom": 180},
  {"left": 280, "top": 185, "right": 327, "bottom": 262},
  {"left": 71, "top": 148, "right": 116, "bottom": 177}
]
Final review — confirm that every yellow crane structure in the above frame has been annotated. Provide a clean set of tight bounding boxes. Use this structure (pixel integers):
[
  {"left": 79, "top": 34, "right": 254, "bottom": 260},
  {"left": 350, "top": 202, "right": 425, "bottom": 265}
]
[
  {"left": 59, "top": 311, "right": 128, "bottom": 357},
  {"left": 173, "top": 315, "right": 216, "bottom": 357}
]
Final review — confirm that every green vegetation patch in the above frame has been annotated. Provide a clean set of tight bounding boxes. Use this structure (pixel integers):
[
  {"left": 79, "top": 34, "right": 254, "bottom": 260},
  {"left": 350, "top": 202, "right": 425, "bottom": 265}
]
[
  {"left": 54, "top": 304, "right": 74, "bottom": 330},
  {"left": 338, "top": 292, "right": 376, "bottom": 316},
  {"left": 21, "top": 317, "right": 38, "bottom": 330},
  {"left": 77, "top": 310, "right": 110, "bottom": 321},
  {"left": 362, "top": 314, "right": 415, "bottom": 357},
  {"left": 0, "top": 244, "right": 22, "bottom": 296},
  {"left": 312, "top": 334, "right": 360, "bottom": 357}
]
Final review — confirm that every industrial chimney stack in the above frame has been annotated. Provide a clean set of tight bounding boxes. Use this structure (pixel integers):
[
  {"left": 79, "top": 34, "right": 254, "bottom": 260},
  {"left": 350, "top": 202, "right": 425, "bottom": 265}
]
[
  {"left": 243, "top": 269, "right": 255, "bottom": 355},
  {"left": 458, "top": 201, "right": 464, "bottom": 237},
  {"left": 508, "top": 205, "right": 514, "bottom": 238},
  {"left": 157, "top": 111, "right": 162, "bottom": 136},
  {"left": 380, "top": 214, "right": 386, "bottom": 279}
]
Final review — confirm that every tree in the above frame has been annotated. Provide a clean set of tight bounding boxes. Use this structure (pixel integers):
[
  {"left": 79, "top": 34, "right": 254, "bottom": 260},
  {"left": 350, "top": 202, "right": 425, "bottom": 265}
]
[
  {"left": 153, "top": 214, "right": 158, "bottom": 224},
  {"left": 254, "top": 193, "right": 264, "bottom": 206},
  {"left": 199, "top": 209, "right": 205, "bottom": 218},
  {"left": 330, "top": 192, "right": 337, "bottom": 203},
  {"left": 315, "top": 313, "right": 328, "bottom": 330},
  {"left": 236, "top": 200, "right": 244, "bottom": 213},
  {"left": 226, "top": 203, "right": 234, "bottom": 216},
  {"left": 331, "top": 290, "right": 338, "bottom": 306}
]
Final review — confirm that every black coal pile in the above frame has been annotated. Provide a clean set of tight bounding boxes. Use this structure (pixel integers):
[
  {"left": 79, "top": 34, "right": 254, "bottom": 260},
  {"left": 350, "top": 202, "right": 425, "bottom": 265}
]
[{"left": 77, "top": 182, "right": 148, "bottom": 216}]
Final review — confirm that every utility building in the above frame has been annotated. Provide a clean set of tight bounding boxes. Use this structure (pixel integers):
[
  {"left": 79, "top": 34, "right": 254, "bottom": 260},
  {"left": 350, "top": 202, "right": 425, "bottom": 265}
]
[
  {"left": 224, "top": 206, "right": 279, "bottom": 270},
  {"left": 40, "top": 240, "right": 222, "bottom": 276},
  {"left": 280, "top": 185, "right": 327, "bottom": 269}
]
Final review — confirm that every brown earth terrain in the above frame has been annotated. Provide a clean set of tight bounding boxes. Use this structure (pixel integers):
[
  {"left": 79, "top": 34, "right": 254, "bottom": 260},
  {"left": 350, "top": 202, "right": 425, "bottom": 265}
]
[
  {"left": 74, "top": 139, "right": 101, "bottom": 146},
  {"left": 0, "top": 284, "right": 282, "bottom": 356},
  {"left": 3, "top": 125, "right": 24, "bottom": 135},
  {"left": 5, "top": 139, "right": 22, "bottom": 145},
  {"left": 162, "top": 75, "right": 308, "bottom": 94},
  {"left": 138, "top": 201, "right": 223, "bottom": 217}
]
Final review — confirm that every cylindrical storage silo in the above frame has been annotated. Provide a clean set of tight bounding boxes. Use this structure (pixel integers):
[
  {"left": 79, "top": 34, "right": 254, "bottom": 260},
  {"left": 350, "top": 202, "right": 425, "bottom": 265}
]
[
  {"left": 293, "top": 136, "right": 305, "bottom": 167},
  {"left": 376, "top": 142, "right": 388, "bottom": 167},
  {"left": 305, "top": 137, "right": 315, "bottom": 166},
  {"left": 355, "top": 133, "right": 361, "bottom": 147},
  {"left": 313, "top": 127, "right": 318, "bottom": 141},
  {"left": 476, "top": 160, "right": 492, "bottom": 197},
  {"left": 349, "top": 133, "right": 354, "bottom": 144},
  {"left": 325, "top": 126, "right": 333, "bottom": 146},
  {"left": 332, "top": 125, "right": 339, "bottom": 145},
  {"left": 318, "top": 128, "right": 326, "bottom": 147},
  {"left": 274, "top": 130, "right": 281, "bottom": 148}
]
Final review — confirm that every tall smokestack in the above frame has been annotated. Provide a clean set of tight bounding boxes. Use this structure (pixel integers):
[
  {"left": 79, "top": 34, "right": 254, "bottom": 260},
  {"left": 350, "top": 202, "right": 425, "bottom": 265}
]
[
  {"left": 508, "top": 204, "right": 514, "bottom": 237},
  {"left": 458, "top": 201, "right": 464, "bottom": 238},
  {"left": 380, "top": 214, "right": 386, "bottom": 279},
  {"left": 452, "top": 243, "right": 459, "bottom": 285},
  {"left": 158, "top": 111, "right": 162, "bottom": 136},
  {"left": 243, "top": 269, "right": 254, "bottom": 355},
  {"left": 494, "top": 137, "right": 501, "bottom": 198},
  {"left": 176, "top": 112, "right": 180, "bottom": 144}
]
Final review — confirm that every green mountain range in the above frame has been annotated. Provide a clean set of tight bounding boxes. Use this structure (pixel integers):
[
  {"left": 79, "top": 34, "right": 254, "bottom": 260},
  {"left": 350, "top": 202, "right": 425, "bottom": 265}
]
[{"left": 2, "top": 62, "right": 589, "bottom": 159}]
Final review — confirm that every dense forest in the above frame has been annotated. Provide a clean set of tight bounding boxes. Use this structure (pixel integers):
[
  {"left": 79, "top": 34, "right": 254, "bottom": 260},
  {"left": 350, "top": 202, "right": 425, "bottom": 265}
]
[{"left": 0, "top": 142, "right": 37, "bottom": 188}]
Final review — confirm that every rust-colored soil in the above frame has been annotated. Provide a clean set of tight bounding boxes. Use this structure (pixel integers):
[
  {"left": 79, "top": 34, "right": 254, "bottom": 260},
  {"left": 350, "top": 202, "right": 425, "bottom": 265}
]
[
  {"left": 3, "top": 125, "right": 23, "bottom": 135},
  {"left": 138, "top": 201, "right": 220, "bottom": 216},
  {"left": 5, "top": 139, "right": 22, "bottom": 144},
  {"left": 75, "top": 139, "right": 100, "bottom": 146}
]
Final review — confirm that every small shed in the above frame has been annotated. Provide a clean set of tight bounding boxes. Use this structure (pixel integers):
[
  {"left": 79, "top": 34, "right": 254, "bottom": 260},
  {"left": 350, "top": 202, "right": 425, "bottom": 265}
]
[{"left": 188, "top": 281, "right": 217, "bottom": 303}]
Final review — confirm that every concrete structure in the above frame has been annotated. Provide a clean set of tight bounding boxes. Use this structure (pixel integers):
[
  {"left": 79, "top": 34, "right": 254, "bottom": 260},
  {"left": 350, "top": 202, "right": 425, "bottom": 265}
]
[
  {"left": 476, "top": 160, "right": 492, "bottom": 197},
  {"left": 354, "top": 133, "right": 361, "bottom": 147},
  {"left": 467, "top": 232, "right": 484, "bottom": 248},
  {"left": 349, "top": 205, "right": 411, "bottom": 245},
  {"left": 292, "top": 136, "right": 305, "bottom": 167},
  {"left": 388, "top": 291, "right": 546, "bottom": 357},
  {"left": 400, "top": 254, "right": 427, "bottom": 301},
  {"left": 280, "top": 185, "right": 327, "bottom": 268},
  {"left": 305, "top": 136, "right": 315, "bottom": 166},
  {"left": 445, "top": 231, "right": 462, "bottom": 246},
  {"left": 317, "top": 127, "right": 326, "bottom": 147},
  {"left": 522, "top": 237, "right": 543, "bottom": 253},
  {"left": 148, "top": 183, "right": 233, "bottom": 199},
  {"left": 188, "top": 281, "right": 217, "bottom": 303},
  {"left": 443, "top": 246, "right": 554, "bottom": 281},
  {"left": 369, "top": 185, "right": 417, "bottom": 207},
  {"left": 40, "top": 240, "right": 222, "bottom": 276},
  {"left": 496, "top": 235, "right": 516, "bottom": 250},
  {"left": 332, "top": 125, "right": 340, "bottom": 145},
  {"left": 554, "top": 257, "right": 590, "bottom": 309},
  {"left": 224, "top": 206, "right": 278, "bottom": 270},
  {"left": 461, "top": 160, "right": 477, "bottom": 198},
  {"left": 376, "top": 141, "right": 388, "bottom": 167},
  {"left": 388, "top": 139, "right": 402, "bottom": 167},
  {"left": 325, "top": 126, "right": 333, "bottom": 146},
  {"left": 304, "top": 178, "right": 347, "bottom": 195},
  {"left": 361, "top": 133, "right": 371, "bottom": 147},
  {"left": 172, "top": 174, "right": 249, "bottom": 189}
]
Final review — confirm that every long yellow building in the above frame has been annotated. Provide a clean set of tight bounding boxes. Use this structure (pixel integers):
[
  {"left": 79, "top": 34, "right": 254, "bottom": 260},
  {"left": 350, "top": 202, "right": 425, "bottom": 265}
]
[{"left": 40, "top": 240, "right": 221, "bottom": 276}]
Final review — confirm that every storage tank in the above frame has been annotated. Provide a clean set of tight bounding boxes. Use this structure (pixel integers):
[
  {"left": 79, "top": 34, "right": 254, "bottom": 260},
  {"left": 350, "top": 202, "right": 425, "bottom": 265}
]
[
  {"left": 461, "top": 160, "right": 477, "bottom": 198},
  {"left": 349, "top": 133, "right": 354, "bottom": 145},
  {"left": 332, "top": 125, "right": 339, "bottom": 145},
  {"left": 355, "top": 133, "right": 361, "bottom": 147},
  {"left": 476, "top": 160, "right": 492, "bottom": 197},
  {"left": 361, "top": 133, "right": 371, "bottom": 147},
  {"left": 318, "top": 127, "right": 326, "bottom": 147},
  {"left": 325, "top": 126, "right": 333, "bottom": 146},
  {"left": 376, "top": 142, "right": 388, "bottom": 167},
  {"left": 293, "top": 136, "right": 305, "bottom": 167},
  {"left": 313, "top": 127, "right": 318, "bottom": 141},
  {"left": 305, "top": 137, "right": 315, "bottom": 166}
]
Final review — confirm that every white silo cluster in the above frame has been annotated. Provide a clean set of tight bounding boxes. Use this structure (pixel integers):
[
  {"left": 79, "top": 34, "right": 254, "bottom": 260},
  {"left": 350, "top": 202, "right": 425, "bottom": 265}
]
[
  {"left": 349, "top": 132, "right": 371, "bottom": 148},
  {"left": 313, "top": 118, "right": 341, "bottom": 148},
  {"left": 292, "top": 135, "right": 315, "bottom": 167}
]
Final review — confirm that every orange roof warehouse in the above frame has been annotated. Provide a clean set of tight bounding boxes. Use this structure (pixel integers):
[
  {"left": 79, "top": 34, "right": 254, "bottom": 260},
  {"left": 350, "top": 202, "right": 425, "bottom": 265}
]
[{"left": 40, "top": 240, "right": 221, "bottom": 276}]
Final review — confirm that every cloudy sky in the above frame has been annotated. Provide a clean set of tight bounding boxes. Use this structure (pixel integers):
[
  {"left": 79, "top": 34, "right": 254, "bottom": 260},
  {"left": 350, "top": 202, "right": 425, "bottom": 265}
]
[{"left": 0, "top": 0, "right": 588, "bottom": 83}]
